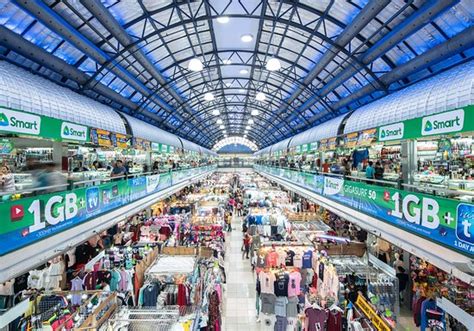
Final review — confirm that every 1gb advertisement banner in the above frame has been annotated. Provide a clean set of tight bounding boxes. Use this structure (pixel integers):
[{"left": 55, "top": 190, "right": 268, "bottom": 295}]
[
  {"left": 257, "top": 166, "right": 473, "bottom": 256},
  {"left": 0, "top": 167, "right": 212, "bottom": 255}
]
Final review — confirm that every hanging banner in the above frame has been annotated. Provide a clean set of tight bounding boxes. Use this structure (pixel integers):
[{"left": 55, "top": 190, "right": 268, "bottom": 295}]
[
  {"left": 112, "top": 133, "right": 130, "bottom": 149},
  {"left": 0, "top": 106, "right": 91, "bottom": 143},
  {"left": 90, "top": 128, "right": 112, "bottom": 147},
  {"left": 344, "top": 132, "right": 359, "bottom": 148},
  {"left": 327, "top": 137, "right": 337, "bottom": 150},
  {"left": 358, "top": 128, "right": 377, "bottom": 146},
  {"left": 255, "top": 166, "right": 474, "bottom": 256},
  {"left": 0, "top": 166, "right": 214, "bottom": 255}
]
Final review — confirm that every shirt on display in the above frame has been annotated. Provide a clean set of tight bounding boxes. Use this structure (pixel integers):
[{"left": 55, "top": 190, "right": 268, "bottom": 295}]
[
  {"left": 293, "top": 250, "right": 303, "bottom": 268},
  {"left": 275, "top": 296, "right": 288, "bottom": 317},
  {"left": 266, "top": 251, "right": 279, "bottom": 268},
  {"left": 274, "top": 272, "right": 289, "bottom": 297},
  {"left": 285, "top": 250, "right": 295, "bottom": 266},
  {"left": 286, "top": 296, "right": 299, "bottom": 318},
  {"left": 259, "top": 271, "right": 276, "bottom": 294},
  {"left": 260, "top": 293, "right": 276, "bottom": 314},
  {"left": 261, "top": 313, "right": 276, "bottom": 331},
  {"left": 302, "top": 250, "right": 313, "bottom": 269},
  {"left": 275, "top": 315, "right": 288, "bottom": 331},
  {"left": 287, "top": 272, "right": 301, "bottom": 297},
  {"left": 305, "top": 307, "right": 329, "bottom": 331},
  {"left": 257, "top": 254, "right": 266, "bottom": 268},
  {"left": 327, "top": 310, "right": 343, "bottom": 331}
]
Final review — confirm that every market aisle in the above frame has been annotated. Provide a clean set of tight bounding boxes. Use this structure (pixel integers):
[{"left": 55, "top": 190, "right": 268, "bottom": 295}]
[{"left": 221, "top": 215, "right": 259, "bottom": 331}]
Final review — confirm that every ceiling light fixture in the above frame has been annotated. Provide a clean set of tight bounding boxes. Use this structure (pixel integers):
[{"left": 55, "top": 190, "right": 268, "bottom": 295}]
[
  {"left": 266, "top": 57, "right": 281, "bottom": 71},
  {"left": 256, "top": 92, "right": 266, "bottom": 101},
  {"left": 216, "top": 119, "right": 223, "bottom": 124},
  {"left": 212, "top": 109, "right": 220, "bottom": 116},
  {"left": 250, "top": 109, "right": 259, "bottom": 116},
  {"left": 204, "top": 92, "right": 214, "bottom": 101},
  {"left": 239, "top": 89, "right": 245, "bottom": 93},
  {"left": 240, "top": 69, "right": 249, "bottom": 75},
  {"left": 225, "top": 82, "right": 232, "bottom": 87},
  {"left": 188, "top": 58, "right": 203, "bottom": 72},
  {"left": 222, "top": 59, "right": 232, "bottom": 65},
  {"left": 248, "top": 119, "right": 254, "bottom": 124},
  {"left": 244, "top": 130, "right": 248, "bottom": 134},
  {"left": 219, "top": 125, "right": 225, "bottom": 129},
  {"left": 216, "top": 16, "right": 229, "bottom": 24},
  {"left": 245, "top": 125, "right": 251, "bottom": 130},
  {"left": 240, "top": 34, "right": 254, "bottom": 42}
]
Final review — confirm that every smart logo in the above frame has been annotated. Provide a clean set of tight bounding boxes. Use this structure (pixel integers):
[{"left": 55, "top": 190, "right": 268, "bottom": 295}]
[
  {"left": 378, "top": 122, "right": 404, "bottom": 141},
  {"left": 86, "top": 187, "right": 100, "bottom": 212},
  {"left": 0, "top": 109, "right": 41, "bottom": 135},
  {"left": 61, "top": 122, "right": 87, "bottom": 141},
  {"left": 421, "top": 109, "right": 464, "bottom": 136},
  {"left": 456, "top": 203, "right": 474, "bottom": 246}
]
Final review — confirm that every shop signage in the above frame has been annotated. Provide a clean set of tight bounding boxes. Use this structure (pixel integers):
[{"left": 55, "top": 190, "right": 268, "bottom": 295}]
[
  {"left": 0, "top": 166, "right": 214, "bottom": 255},
  {"left": 355, "top": 295, "right": 391, "bottom": 331},
  {"left": 151, "top": 142, "right": 160, "bottom": 152},
  {"left": 344, "top": 132, "right": 359, "bottom": 148},
  {"left": 378, "top": 122, "right": 404, "bottom": 142},
  {"left": 421, "top": 109, "right": 464, "bottom": 136},
  {"left": 310, "top": 142, "right": 318, "bottom": 151},
  {"left": 358, "top": 128, "right": 377, "bottom": 146},
  {"left": 60, "top": 122, "right": 88, "bottom": 141},
  {"left": 0, "top": 108, "right": 41, "bottom": 135},
  {"left": 256, "top": 166, "right": 474, "bottom": 256},
  {"left": 90, "top": 128, "right": 112, "bottom": 146},
  {"left": 0, "top": 139, "right": 13, "bottom": 154},
  {"left": 328, "top": 137, "right": 337, "bottom": 150},
  {"left": 112, "top": 133, "right": 130, "bottom": 149}
]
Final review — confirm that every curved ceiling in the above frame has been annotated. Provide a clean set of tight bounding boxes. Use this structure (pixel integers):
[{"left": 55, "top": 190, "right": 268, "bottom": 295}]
[
  {"left": 0, "top": 0, "right": 473, "bottom": 149},
  {"left": 213, "top": 136, "right": 258, "bottom": 152}
]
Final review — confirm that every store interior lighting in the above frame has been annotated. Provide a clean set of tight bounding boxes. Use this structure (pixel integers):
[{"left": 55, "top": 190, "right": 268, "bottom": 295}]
[
  {"left": 265, "top": 57, "right": 281, "bottom": 71},
  {"left": 248, "top": 119, "right": 254, "bottom": 124},
  {"left": 216, "top": 119, "right": 223, "bottom": 124},
  {"left": 219, "top": 125, "right": 225, "bottom": 129},
  {"left": 188, "top": 58, "right": 203, "bottom": 71},
  {"left": 240, "top": 34, "right": 254, "bottom": 42},
  {"left": 204, "top": 92, "right": 214, "bottom": 101},
  {"left": 212, "top": 109, "right": 220, "bottom": 116},
  {"left": 216, "top": 16, "right": 229, "bottom": 24},
  {"left": 255, "top": 92, "right": 266, "bottom": 101},
  {"left": 250, "top": 109, "right": 259, "bottom": 116}
]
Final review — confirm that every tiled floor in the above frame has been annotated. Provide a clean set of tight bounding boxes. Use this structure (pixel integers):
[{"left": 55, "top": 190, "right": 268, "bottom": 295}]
[{"left": 221, "top": 216, "right": 260, "bottom": 331}]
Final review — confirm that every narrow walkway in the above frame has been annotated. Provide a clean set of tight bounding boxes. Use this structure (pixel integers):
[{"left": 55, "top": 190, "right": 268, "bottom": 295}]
[{"left": 221, "top": 215, "right": 259, "bottom": 331}]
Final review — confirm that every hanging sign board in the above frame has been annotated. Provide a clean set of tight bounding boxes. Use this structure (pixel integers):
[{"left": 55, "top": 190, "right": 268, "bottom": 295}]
[
  {"left": 327, "top": 137, "right": 337, "bottom": 150},
  {"left": 358, "top": 129, "right": 377, "bottom": 146},
  {"left": 90, "top": 129, "right": 112, "bottom": 147},
  {"left": 355, "top": 295, "right": 391, "bottom": 331},
  {"left": 112, "top": 133, "right": 130, "bottom": 149},
  {"left": 344, "top": 132, "right": 359, "bottom": 148}
]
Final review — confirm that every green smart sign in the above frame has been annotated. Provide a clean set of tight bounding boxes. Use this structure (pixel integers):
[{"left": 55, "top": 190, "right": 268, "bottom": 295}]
[
  {"left": 376, "top": 106, "right": 474, "bottom": 142},
  {"left": 0, "top": 106, "right": 90, "bottom": 143}
]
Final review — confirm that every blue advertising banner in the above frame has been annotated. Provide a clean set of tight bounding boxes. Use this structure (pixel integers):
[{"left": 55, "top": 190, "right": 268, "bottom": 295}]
[
  {"left": 0, "top": 166, "right": 214, "bottom": 255},
  {"left": 256, "top": 166, "right": 474, "bottom": 256}
]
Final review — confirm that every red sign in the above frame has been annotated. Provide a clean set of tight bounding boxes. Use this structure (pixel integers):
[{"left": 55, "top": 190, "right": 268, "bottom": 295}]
[{"left": 10, "top": 205, "right": 24, "bottom": 221}]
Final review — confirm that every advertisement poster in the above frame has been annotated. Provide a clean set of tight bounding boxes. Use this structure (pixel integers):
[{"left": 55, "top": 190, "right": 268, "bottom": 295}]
[
  {"left": 257, "top": 166, "right": 473, "bottom": 256},
  {"left": 327, "top": 137, "right": 337, "bottom": 150},
  {"left": 91, "top": 129, "right": 112, "bottom": 147},
  {"left": 344, "top": 132, "right": 359, "bottom": 148},
  {"left": 113, "top": 133, "right": 130, "bottom": 149},
  {"left": 358, "top": 128, "right": 377, "bottom": 146},
  {"left": 0, "top": 167, "right": 213, "bottom": 255},
  {"left": 0, "top": 139, "right": 13, "bottom": 154}
]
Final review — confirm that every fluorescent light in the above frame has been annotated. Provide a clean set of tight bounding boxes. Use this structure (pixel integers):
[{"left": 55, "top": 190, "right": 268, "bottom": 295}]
[
  {"left": 245, "top": 125, "right": 251, "bottom": 130},
  {"left": 248, "top": 119, "right": 254, "bottom": 124},
  {"left": 241, "top": 34, "right": 254, "bottom": 42},
  {"left": 244, "top": 130, "right": 248, "bottom": 134},
  {"left": 256, "top": 92, "right": 266, "bottom": 101},
  {"left": 243, "top": 135, "right": 247, "bottom": 138},
  {"left": 216, "top": 119, "right": 223, "bottom": 124},
  {"left": 222, "top": 59, "right": 232, "bottom": 65},
  {"left": 188, "top": 58, "right": 203, "bottom": 72},
  {"left": 212, "top": 109, "right": 220, "bottom": 116},
  {"left": 204, "top": 92, "right": 214, "bottom": 101},
  {"left": 240, "top": 69, "right": 249, "bottom": 75},
  {"left": 251, "top": 109, "right": 259, "bottom": 116},
  {"left": 219, "top": 125, "right": 225, "bottom": 129},
  {"left": 216, "top": 16, "right": 229, "bottom": 24},
  {"left": 266, "top": 57, "right": 281, "bottom": 71}
]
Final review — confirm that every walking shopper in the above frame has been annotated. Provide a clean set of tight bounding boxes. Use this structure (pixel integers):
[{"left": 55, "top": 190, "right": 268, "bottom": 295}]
[{"left": 242, "top": 233, "right": 251, "bottom": 259}]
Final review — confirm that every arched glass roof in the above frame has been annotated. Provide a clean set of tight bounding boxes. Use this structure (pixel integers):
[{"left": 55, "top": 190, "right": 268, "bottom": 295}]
[{"left": 0, "top": 0, "right": 472, "bottom": 148}]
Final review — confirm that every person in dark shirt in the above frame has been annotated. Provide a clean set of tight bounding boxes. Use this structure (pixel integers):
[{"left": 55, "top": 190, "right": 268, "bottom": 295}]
[
  {"left": 374, "top": 161, "right": 384, "bottom": 182},
  {"left": 396, "top": 266, "right": 409, "bottom": 303},
  {"left": 110, "top": 160, "right": 126, "bottom": 179}
]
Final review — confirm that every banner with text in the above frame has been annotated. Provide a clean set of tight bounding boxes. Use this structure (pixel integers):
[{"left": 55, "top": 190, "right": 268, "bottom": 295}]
[{"left": 256, "top": 166, "right": 473, "bottom": 256}]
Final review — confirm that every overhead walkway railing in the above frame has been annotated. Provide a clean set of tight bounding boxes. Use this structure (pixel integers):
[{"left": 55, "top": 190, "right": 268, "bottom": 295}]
[
  {"left": 0, "top": 166, "right": 216, "bottom": 256},
  {"left": 255, "top": 165, "right": 473, "bottom": 281}
]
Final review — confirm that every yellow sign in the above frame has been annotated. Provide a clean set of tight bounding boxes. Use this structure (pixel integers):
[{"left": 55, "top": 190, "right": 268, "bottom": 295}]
[{"left": 355, "top": 295, "right": 391, "bottom": 331}]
